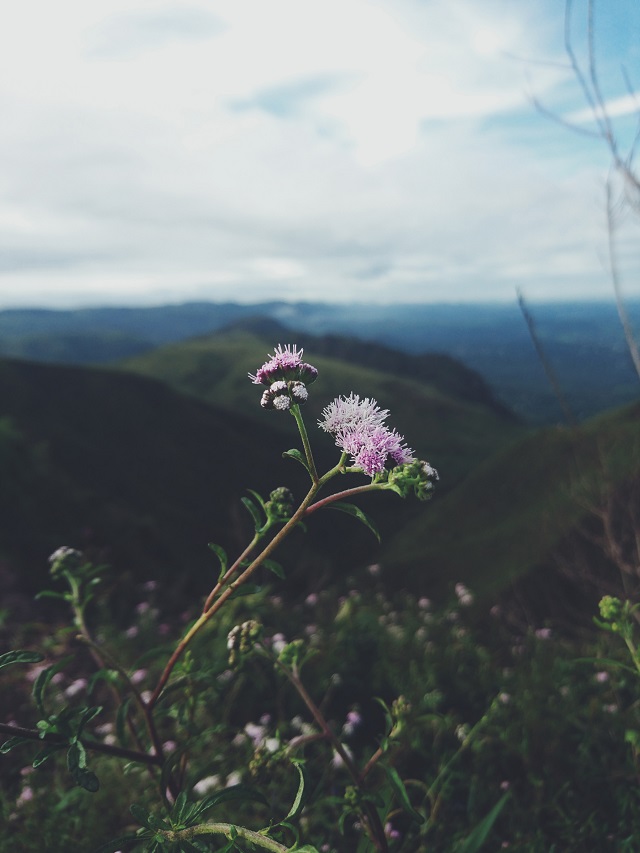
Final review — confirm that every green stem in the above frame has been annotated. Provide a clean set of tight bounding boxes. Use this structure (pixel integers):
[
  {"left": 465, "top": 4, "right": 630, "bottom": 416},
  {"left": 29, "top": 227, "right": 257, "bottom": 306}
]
[
  {"left": 68, "top": 576, "right": 173, "bottom": 792},
  {"left": 159, "top": 822, "right": 290, "bottom": 851},
  {"left": 624, "top": 636, "right": 640, "bottom": 677},
  {"left": 148, "top": 460, "right": 345, "bottom": 709},
  {"left": 203, "top": 532, "right": 262, "bottom": 613},
  {"left": 291, "top": 404, "right": 319, "bottom": 483},
  {"left": 147, "top": 466, "right": 338, "bottom": 709},
  {"left": 0, "top": 722, "right": 161, "bottom": 767},
  {"left": 272, "top": 656, "right": 388, "bottom": 853}
]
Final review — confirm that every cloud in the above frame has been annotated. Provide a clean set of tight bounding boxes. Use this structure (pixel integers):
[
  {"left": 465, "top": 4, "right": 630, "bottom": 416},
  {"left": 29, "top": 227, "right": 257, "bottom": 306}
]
[
  {"left": 0, "top": 0, "right": 637, "bottom": 308},
  {"left": 86, "top": 6, "right": 226, "bottom": 59},
  {"left": 230, "top": 74, "right": 354, "bottom": 119},
  {"left": 565, "top": 91, "right": 640, "bottom": 123}
]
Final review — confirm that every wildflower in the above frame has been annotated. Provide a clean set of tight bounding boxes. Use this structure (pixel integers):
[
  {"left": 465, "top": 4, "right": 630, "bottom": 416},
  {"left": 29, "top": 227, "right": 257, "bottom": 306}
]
[
  {"left": 48, "top": 546, "right": 83, "bottom": 576},
  {"left": 385, "top": 822, "right": 401, "bottom": 841},
  {"left": 342, "top": 709, "right": 362, "bottom": 737},
  {"left": 227, "top": 620, "right": 262, "bottom": 665},
  {"left": 535, "top": 628, "right": 552, "bottom": 640},
  {"left": 16, "top": 787, "right": 34, "bottom": 808},
  {"left": 595, "top": 670, "right": 610, "bottom": 683},
  {"left": 455, "top": 583, "right": 474, "bottom": 607},
  {"left": 455, "top": 723, "right": 470, "bottom": 743},
  {"left": 193, "top": 775, "right": 221, "bottom": 797},
  {"left": 264, "top": 737, "right": 280, "bottom": 753},
  {"left": 319, "top": 393, "right": 415, "bottom": 475},
  {"left": 64, "top": 678, "right": 88, "bottom": 699},
  {"left": 245, "top": 722, "right": 267, "bottom": 747},
  {"left": 330, "top": 744, "right": 354, "bottom": 769},
  {"left": 249, "top": 344, "right": 318, "bottom": 409},
  {"left": 270, "top": 633, "right": 287, "bottom": 655},
  {"left": 131, "top": 669, "right": 147, "bottom": 685}
]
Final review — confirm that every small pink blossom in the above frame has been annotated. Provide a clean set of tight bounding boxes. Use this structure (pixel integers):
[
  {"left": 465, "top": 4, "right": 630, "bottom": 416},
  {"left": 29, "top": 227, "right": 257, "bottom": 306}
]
[{"left": 319, "top": 393, "right": 414, "bottom": 475}]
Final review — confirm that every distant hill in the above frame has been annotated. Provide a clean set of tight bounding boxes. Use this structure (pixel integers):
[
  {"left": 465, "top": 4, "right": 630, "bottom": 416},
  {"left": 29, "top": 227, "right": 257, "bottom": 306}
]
[
  {"left": 1, "top": 299, "right": 638, "bottom": 424},
  {"left": 120, "top": 325, "right": 524, "bottom": 488},
  {"left": 384, "top": 399, "right": 640, "bottom": 625},
  {"left": 1, "top": 344, "right": 638, "bottom": 628},
  {"left": 0, "top": 357, "right": 321, "bottom": 606}
]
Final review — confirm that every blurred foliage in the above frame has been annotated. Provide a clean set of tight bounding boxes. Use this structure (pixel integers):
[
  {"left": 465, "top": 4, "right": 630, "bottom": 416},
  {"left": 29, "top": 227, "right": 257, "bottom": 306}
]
[{"left": 2, "top": 577, "right": 640, "bottom": 851}]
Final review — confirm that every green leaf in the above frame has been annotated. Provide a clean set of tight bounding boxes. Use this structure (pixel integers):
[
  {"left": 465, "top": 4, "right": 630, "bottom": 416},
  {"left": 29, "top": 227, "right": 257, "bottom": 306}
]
[
  {"left": 76, "top": 706, "right": 103, "bottom": 737},
  {"left": 130, "top": 802, "right": 155, "bottom": 830},
  {"left": 241, "top": 496, "right": 264, "bottom": 531},
  {"left": 208, "top": 543, "right": 228, "bottom": 580},
  {"left": 132, "top": 645, "right": 174, "bottom": 668},
  {"left": 67, "top": 742, "right": 99, "bottom": 791},
  {"left": 35, "top": 590, "right": 70, "bottom": 602},
  {"left": 32, "top": 655, "right": 74, "bottom": 715},
  {"left": 192, "top": 785, "right": 269, "bottom": 821},
  {"left": 246, "top": 489, "right": 267, "bottom": 509},
  {"left": 33, "top": 741, "right": 66, "bottom": 767},
  {"left": 285, "top": 760, "right": 309, "bottom": 821},
  {"left": 92, "top": 833, "right": 142, "bottom": 853},
  {"left": 264, "top": 559, "right": 286, "bottom": 580},
  {"left": 326, "top": 502, "right": 381, "bottom": 542},
  {"left": 283, "top": 448, "right": 311, "bottom": 474},
  {"left": 116, "top": 697, "right": 133, "bottom": 747},
  {"left": 381, "top": 764, "right": 424, "bottom": 824},
  {"left": 72, "top": 769, "right": 100, "bottom": 794},
  {"left": 574, "top": 657, "right": 638, "bottom": 677},
  {"left": 172, "top": 790, "right": 188, "bottom": 823},
  {"left": 87, "top": 669, "right": 119, "bottom": 696},
  {"left": 1, "top": 735, "right": 33, "bottom": 754},
  {"left": 67, "top": 739, "right": 88, "bottom": 771},
  {"left": 228, "top": 583, "right": 261, "bottom": 600},
  {"left": 373, "top": 697, "right": 394, "bottom": 739},
  {"left": 456, "top": 793, "right": 510, "bottom": 853},
  {"left": 0, "top": 649, "right": 44, "bottom": 670}
]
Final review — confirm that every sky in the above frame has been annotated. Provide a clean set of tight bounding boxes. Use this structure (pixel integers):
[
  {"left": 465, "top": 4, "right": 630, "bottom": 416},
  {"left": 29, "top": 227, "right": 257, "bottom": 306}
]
[{"left": 0, "top": 0, "right": 639, "bottom": 308}]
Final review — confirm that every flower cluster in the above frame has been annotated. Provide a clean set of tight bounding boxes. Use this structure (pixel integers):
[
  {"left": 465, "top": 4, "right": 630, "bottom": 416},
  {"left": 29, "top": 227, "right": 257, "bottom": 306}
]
[
  {"left": 249, "top": 344, "right": 318, "bottom": 411},
  {"left": 318, "top": 393, "right": 415, "bottom": 476},
  {"left": 48, "top": 546, "right": 84, "bottom": 576}
]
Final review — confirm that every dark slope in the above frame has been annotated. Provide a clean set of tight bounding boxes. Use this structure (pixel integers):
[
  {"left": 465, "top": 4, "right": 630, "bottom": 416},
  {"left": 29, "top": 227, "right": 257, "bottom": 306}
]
[
  {"left": 122, "top": 327, "right": 524, "bottom": 488},
  {"left": 0, "top": 357, "right": 315, "bottom": 603},
  {"left": 383, "top": 400, "right": 640, "bottom": 621}
]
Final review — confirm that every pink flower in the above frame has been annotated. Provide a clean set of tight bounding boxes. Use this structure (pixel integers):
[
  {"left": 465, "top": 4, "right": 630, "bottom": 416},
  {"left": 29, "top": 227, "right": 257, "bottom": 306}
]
[
  {"left": 318, "top": 393, "right": 414, "bottom": 475},
  {"left": 249, "top": 345, "right": 318, "bottom": 388}
]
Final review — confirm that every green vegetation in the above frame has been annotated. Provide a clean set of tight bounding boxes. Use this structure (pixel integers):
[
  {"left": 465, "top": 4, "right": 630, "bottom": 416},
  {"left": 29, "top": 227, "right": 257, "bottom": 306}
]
[
  {"left": 1, "top": 331, "right": 640, "bottom": 851},
  {"left": 385, "top": 400, "right": 640, "bottom": 608},
  {"left": 121, "top": 326, "right": 523, "bottom": 488}
]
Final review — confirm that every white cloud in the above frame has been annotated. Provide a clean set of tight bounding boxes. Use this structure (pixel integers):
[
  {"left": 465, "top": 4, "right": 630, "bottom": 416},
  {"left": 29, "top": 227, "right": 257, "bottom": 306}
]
[
  {"left": 565, "top": 91, "right": 640, "bottom": 123},
  {"left": 0, "top": 0, "right": 636, "bottom": 307}
]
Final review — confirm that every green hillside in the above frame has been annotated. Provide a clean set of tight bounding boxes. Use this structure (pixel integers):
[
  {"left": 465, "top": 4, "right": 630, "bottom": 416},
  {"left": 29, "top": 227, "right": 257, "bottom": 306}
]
[
  {"left": 0, "top": 357, "right": 319, "bottom": 604},
  {"left": 3, "top": 336, "right": 637, "bottom": 627},
  {"left": 121, "top": 326, "right": 524, "bottom": 488},
  {"left": 384, "top": 400, "right": 640, "bottom": 619}
]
